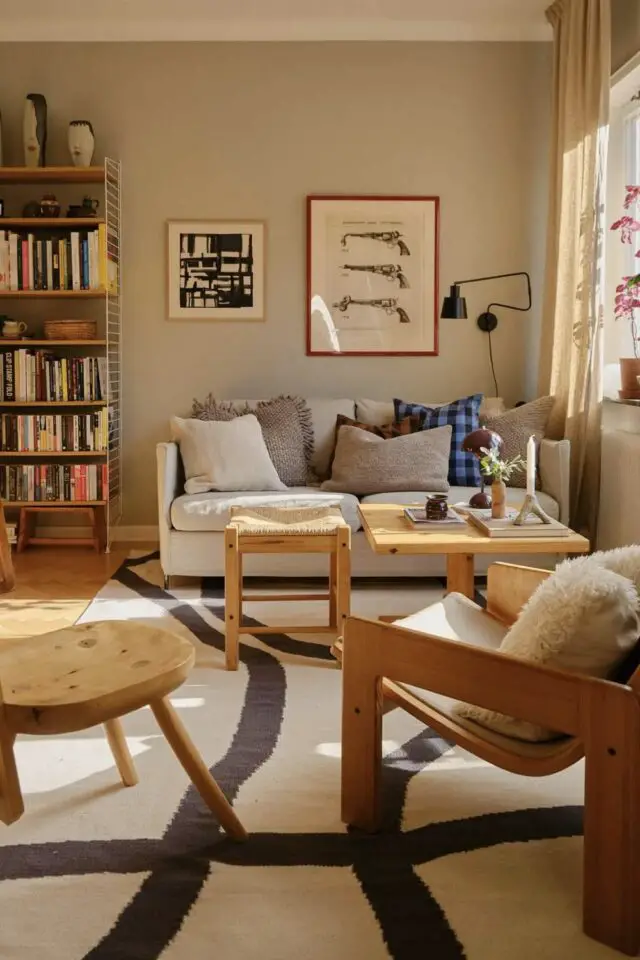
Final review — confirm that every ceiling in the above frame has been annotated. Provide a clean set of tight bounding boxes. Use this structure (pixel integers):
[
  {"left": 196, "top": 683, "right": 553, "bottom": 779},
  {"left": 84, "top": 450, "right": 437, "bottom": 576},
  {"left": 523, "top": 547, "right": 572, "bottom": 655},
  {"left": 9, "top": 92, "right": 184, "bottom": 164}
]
[{"left": 2, "top": 0, "right": 552, "bottom": 42}]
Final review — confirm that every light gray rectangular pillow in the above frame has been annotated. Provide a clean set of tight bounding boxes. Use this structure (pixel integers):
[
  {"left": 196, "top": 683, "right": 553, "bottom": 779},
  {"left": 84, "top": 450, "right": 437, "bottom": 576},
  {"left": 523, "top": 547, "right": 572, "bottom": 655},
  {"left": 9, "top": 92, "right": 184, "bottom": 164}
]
[{"left": 321, "top": 424, "right": 451, "bottom": 495}]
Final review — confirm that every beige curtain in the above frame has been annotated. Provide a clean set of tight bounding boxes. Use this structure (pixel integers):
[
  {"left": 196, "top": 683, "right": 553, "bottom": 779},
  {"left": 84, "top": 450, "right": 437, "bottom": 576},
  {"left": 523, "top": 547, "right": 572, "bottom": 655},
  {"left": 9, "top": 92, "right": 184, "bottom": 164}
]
[{"left": 539, "top": 0, "right": 610, "bottom": 535}]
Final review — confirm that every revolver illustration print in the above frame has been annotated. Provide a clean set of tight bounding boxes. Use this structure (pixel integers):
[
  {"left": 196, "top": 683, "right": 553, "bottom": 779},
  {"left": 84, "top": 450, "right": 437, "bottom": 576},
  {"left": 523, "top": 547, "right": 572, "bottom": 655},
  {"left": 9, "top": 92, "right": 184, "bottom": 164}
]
[
  {"left": 340, "top": 230, "right": 411, "bottom": 256},
  {"left": 333, "top": 295, "right": 411, "bottom": 323},
  {"left": 342, "top": 263, "right": 410, "bottom": 289}
]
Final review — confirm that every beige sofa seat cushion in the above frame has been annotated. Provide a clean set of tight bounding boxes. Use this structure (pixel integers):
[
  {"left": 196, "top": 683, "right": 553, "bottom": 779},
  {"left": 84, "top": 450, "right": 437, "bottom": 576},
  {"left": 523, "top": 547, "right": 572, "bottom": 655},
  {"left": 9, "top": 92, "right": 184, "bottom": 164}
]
[
  {"left": 392, "top": 595, "right": 571, "bottom": 760},
  {"left": 171, "top": 487, "right": 362, "bottom": 533},
  {"left": 361, "top": 488, "right": 560, "bottom": 520}
]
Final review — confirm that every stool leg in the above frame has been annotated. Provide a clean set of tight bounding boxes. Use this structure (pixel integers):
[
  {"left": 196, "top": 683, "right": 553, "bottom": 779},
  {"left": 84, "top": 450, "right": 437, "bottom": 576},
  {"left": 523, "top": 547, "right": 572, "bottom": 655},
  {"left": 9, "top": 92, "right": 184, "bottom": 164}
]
[
  {"left": 329, "top": 551, "right": 338, "bottom": 628},
  {"left": 225, "top": 526, "right": 241, "bottom": 670},
  {"left": 104, "top": 718, "right": 138, "bottom": 787},
  {"left": 334, "top": 527, "right": 351, "bottom": 636},
  {"left": 151, "top": 696, "right": 247, "bottom": 840}
]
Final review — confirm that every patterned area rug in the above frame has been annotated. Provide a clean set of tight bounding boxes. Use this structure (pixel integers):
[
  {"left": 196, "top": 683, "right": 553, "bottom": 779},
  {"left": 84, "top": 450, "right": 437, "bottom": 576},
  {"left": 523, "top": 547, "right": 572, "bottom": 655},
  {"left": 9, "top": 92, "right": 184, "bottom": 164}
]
[{"left": 0, "top": 552, "right": 615, "bottom": 959}]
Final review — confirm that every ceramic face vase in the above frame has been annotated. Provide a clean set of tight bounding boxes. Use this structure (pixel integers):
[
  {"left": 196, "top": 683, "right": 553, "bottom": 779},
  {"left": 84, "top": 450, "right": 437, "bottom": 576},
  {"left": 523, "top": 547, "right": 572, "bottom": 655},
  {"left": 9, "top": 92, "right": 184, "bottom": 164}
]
[
  {"left": 23, "top": 94, "right": 47, "bottom": 167},
  {"left": 68, "top": 121, "right": 95, "bottom": 167}
]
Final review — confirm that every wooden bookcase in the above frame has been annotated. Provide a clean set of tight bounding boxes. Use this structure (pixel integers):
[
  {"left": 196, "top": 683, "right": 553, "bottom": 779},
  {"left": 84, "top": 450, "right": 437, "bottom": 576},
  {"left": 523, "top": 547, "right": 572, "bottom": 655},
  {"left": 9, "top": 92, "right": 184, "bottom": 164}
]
[{"left": 0, "top": 163, "right": 121, "bottom": 551}]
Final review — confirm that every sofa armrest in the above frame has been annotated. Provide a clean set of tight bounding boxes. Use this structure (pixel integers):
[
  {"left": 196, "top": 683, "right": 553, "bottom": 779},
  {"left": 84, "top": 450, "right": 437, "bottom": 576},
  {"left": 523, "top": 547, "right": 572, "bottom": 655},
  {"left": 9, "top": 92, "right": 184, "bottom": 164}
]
[
  {"left": 157, "top": 443, "right": 181, "bottom": 569},
  {"left": 539, "top": 438, "right": 570, "bottom": 526}
]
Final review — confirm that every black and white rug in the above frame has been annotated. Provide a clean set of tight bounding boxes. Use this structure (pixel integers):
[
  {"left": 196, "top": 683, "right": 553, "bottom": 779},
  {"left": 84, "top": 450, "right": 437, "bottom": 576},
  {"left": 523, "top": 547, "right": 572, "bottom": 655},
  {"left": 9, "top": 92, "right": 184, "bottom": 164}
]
[{"left": 0, "top": 553, "right": 612, "bottom": 959}]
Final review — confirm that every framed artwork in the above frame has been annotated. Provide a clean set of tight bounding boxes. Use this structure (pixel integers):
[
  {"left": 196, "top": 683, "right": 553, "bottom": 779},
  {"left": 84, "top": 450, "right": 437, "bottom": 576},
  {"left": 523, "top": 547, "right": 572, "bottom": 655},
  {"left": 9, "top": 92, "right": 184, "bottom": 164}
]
[
  {"left": 167, "top": 220, "right": 265, "bottom": 320},
  {"left": 306, "top": 195, "right": 439, "bottom": 356}
]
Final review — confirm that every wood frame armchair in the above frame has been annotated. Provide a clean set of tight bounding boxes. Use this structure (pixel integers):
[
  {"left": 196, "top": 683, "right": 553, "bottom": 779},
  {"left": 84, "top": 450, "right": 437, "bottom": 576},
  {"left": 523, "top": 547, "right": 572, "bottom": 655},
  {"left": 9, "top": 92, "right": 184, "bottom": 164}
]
[{"left": 341, "top": 563, "right": 640, "bottom": 956}]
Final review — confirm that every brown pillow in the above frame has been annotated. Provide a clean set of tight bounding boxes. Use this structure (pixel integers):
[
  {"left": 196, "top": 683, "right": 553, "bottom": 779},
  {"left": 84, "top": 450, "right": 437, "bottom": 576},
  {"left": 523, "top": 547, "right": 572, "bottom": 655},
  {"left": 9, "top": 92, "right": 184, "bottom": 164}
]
[
  {"left": 191, "top": 395, "right": 314, "bottom": 487},
  {"left": 328, "top": 413, "right": 421, "bottom": 471}
]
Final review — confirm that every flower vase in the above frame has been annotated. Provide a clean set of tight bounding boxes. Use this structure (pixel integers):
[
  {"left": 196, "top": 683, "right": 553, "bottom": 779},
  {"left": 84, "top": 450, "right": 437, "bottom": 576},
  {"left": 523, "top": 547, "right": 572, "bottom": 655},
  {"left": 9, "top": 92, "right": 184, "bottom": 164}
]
[{"left": 491, "top": 480, "right": 507, "bottom": 519}]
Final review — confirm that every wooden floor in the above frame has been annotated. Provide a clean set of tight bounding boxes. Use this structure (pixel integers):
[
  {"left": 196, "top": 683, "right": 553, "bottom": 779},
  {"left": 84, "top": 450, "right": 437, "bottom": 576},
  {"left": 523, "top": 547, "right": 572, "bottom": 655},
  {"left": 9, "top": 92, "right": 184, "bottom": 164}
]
[{"left": 0, "top": 545, "right": 147, "bottom": 643}]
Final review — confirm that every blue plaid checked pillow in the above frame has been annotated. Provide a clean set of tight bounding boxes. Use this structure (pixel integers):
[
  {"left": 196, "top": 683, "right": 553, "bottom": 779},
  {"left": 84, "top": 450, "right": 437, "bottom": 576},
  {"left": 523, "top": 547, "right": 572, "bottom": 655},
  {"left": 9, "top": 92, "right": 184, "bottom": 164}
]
[{"left": 393, "top": 394, "right": 483, "bottom": 486}]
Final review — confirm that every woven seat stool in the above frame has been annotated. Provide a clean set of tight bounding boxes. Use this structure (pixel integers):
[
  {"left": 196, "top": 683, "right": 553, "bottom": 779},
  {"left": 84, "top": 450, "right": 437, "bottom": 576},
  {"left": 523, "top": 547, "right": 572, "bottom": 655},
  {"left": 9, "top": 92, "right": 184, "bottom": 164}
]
[{"left": 224, "top": 505, "right": 351, "bottom": 670}]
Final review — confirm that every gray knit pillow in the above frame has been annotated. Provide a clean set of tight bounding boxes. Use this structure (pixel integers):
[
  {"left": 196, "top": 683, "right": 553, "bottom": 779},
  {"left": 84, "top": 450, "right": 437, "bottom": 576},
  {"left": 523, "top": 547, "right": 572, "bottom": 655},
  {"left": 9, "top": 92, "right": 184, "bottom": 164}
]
[
  {"left": 321, "top": 425, "right": 451, "bottom": 495},
  {"left": 191, "top": 395, "right": 314, "bottom": 487},
  {"left": 483, "top": 396, "right": 555, "bottom": 489}
]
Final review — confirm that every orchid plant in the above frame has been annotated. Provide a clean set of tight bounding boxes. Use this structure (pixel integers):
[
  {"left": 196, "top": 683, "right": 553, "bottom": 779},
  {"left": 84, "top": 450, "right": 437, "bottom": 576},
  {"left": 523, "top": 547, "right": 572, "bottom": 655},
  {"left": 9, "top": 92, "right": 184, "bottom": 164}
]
[{"left": 611, "top": 185, "right": 640, "bottom": 357}]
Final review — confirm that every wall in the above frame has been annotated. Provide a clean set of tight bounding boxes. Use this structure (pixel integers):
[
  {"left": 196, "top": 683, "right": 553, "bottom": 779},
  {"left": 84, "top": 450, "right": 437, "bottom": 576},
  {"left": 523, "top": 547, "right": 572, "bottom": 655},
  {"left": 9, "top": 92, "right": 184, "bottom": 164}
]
[
  {"left": 612, "top": 0, "right": 640, "bottom": 73},
  {"left": 0, "top": 42, "right": 552, "bottom": 526}
]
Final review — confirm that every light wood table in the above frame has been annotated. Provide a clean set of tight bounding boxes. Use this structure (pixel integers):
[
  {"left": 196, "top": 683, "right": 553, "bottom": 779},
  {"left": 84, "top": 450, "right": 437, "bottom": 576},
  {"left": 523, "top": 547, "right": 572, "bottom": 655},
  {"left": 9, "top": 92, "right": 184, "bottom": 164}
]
[{"left": 358, "top": 503, "right": 589, "bottom": 598}]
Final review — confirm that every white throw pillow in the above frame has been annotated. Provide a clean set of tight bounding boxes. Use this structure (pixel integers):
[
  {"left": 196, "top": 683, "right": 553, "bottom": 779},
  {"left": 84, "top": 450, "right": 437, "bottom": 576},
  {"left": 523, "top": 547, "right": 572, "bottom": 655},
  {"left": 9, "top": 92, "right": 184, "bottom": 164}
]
[
  {"left": 170, "top": 415, "right": 286, "bottom": 494},
  {"left": 454, "top": 556, "right": 640, "bottom": 741}
]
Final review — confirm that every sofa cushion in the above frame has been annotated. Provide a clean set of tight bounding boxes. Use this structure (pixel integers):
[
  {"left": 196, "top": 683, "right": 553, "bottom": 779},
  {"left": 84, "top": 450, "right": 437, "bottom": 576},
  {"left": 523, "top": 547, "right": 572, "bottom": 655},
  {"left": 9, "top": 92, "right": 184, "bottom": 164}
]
[
  {"left": 191, "top": 394, "right": 314, "bottom": 487},
  {"left": 170, "top": 487, "right": 362, "bottom": 533},
  {"left": 170, "top": 415, "right": 286, "bottom": 494},
  {"left": 306, "top": 399, "right": 355, "bottom": 480},
  {"left": 483, "top": 396, "right": 555, "bottom": 489},
  {"left": 394, "top": 394, "right": 483, "bottom": 487},
  {"left": 322, "top": 425, "right": 451, "bottom": 495},
  {"left": 361, "top": 487, "right": 560, "bottom": 521}
]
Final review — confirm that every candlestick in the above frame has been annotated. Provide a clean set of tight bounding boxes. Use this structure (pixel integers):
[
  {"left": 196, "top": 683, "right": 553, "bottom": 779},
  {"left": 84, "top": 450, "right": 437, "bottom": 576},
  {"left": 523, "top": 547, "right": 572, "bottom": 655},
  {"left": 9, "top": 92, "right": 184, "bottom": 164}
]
[{"left": 526, "top": 435, "right": 536, "bottom": 496}]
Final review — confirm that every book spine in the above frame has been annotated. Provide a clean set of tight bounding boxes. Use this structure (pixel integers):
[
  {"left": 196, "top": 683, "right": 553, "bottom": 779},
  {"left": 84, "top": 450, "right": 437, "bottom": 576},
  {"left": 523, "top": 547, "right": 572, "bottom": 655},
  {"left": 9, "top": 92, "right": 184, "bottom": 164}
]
[
  {"left": 8, "top": 233, "right": 18, "bottom": 291},
  {"left": 27, "top": 234, "right": 34, "bottom": 291},
  {"left": 71, "top": 232, "right": 81, "bottom": 291}
]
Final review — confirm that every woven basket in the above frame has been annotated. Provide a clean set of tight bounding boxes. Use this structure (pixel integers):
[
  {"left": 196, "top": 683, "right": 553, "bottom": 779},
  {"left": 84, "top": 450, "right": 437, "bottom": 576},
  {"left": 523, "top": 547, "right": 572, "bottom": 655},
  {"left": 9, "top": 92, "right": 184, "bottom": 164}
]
[{"left": 43, "top": 319, "right": 97, "bottom": 341}]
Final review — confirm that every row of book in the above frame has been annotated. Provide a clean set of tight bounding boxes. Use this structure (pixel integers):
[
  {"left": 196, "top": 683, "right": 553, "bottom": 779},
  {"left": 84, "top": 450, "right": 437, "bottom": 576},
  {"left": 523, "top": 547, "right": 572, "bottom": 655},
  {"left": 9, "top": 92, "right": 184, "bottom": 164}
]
[
  {"left": 0, "top": 350, "right": 107, "bottom": 402},
  {"left": 0, "top": 227, "right": 107, "bottom": 291},
  {"left": 0, "top": 464, "right": 108, "bottom": 502},
  {"left": 0, "top": 411, "right": 108, "bottom": 452}
]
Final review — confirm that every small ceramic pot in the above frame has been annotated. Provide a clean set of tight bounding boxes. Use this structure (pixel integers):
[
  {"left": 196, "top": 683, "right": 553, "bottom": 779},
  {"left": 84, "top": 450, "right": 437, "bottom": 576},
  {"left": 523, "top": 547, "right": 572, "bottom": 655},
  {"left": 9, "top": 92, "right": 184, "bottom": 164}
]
[
  {"left": 426, "top": 494, "right": 448, "bottom": 521},
  {"left": 39, "top": 194, "right": 60, "bottom": 218}
]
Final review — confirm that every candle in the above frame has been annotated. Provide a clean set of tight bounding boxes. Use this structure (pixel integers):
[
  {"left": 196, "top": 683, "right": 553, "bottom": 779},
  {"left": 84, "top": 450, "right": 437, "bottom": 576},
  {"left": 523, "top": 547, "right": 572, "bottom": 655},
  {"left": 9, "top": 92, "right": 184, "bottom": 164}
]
[{"left": 526, "top": 435, "right": 536, "bottom": 496}]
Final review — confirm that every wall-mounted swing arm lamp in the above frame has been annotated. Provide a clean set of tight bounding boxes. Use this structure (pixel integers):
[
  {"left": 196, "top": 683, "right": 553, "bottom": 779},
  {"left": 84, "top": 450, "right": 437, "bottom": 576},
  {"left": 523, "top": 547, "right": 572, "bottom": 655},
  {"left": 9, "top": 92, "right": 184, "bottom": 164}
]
[{"left": 440, "top": 271, "right": 532, "bottom": 395}]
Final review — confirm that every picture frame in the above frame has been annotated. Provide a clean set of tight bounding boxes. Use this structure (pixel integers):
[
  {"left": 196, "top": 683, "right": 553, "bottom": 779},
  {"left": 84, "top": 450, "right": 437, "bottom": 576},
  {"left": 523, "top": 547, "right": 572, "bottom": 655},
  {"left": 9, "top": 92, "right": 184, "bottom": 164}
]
[
  {"left": 167, "top": 219, "right": 265, "bottom": 321},
  {"left": 306, "top": 195, "right": 439, "bottom": 356}
]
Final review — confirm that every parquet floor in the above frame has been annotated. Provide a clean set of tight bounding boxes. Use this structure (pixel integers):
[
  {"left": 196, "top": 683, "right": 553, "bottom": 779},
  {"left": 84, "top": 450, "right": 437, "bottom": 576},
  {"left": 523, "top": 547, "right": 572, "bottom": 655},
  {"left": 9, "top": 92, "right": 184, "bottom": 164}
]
[{"left": 0, "top": 545, "right": 149, "bottom": 643}]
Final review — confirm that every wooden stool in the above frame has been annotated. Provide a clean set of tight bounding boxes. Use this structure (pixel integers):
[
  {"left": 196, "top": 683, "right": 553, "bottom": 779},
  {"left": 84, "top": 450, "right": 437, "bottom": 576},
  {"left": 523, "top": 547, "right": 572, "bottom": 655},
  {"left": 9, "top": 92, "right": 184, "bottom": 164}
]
[
  {"left": 0, "top": 620, "right": 246, "bottom": 840},
  {"left": 17, "top": 504, "right": 107, "bottom": 553},
  {"left": 224, "top": 506, "right": 351, "bottom": 671}
]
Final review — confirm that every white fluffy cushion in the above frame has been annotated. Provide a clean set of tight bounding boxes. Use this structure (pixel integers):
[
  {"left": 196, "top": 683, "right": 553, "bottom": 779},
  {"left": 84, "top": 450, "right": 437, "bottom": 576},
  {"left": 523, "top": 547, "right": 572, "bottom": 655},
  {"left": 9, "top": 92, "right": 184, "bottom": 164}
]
[
  {"left": 454, "top": 556, "right": 640, "bottom": 741},
  {"left": 170, "top": 415, "right": 286, "bottom": 494}
]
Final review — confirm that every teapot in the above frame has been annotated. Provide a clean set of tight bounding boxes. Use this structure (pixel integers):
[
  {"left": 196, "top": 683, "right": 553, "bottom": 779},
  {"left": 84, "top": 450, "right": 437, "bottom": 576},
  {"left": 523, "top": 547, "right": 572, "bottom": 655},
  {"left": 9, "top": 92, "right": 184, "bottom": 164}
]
[{"left": 0, "top": 317, "right": 27, "bottom": 339}]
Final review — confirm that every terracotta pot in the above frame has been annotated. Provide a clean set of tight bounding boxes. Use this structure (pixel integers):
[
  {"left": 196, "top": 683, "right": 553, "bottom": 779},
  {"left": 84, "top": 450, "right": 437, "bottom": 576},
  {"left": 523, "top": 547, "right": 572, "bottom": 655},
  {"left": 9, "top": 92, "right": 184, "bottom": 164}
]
[
  {"left": 619, "top": 357, "right": 640, "bottom": 400},
  {"left": 491, "top": 480, "right": 507, "bottom": 519}
]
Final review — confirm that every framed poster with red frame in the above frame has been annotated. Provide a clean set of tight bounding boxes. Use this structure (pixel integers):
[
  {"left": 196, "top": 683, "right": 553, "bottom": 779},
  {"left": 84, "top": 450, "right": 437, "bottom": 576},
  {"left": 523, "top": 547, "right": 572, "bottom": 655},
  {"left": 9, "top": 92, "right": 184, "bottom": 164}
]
[{"left": 306, "top": 195, "right": 439, "bottom": 356}]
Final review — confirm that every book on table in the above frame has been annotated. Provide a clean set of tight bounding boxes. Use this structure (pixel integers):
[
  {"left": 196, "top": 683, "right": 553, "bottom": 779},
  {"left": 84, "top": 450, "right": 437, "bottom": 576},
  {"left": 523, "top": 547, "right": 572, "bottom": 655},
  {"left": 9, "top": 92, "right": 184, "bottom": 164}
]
[
  {"left": 465, "top": 507, "right": 570, "bottom": 538},
  {"left": 404, "top": 506, "right": 467, "bottom": 528}
]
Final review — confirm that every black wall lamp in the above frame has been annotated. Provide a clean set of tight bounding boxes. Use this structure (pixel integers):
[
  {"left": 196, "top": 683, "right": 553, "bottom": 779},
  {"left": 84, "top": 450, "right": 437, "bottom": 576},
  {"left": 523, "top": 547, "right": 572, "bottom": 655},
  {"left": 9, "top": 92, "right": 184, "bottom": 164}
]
[{"left": 440, "top": 271, "right": 532, "bottom": 394}]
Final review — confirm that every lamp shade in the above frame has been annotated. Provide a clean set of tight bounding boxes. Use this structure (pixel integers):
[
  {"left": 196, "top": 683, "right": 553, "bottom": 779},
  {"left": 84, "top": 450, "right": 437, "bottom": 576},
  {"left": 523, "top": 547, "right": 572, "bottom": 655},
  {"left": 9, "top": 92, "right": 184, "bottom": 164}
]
[{"left": 440, "top": 284, "right": 467, "bottom": 319}]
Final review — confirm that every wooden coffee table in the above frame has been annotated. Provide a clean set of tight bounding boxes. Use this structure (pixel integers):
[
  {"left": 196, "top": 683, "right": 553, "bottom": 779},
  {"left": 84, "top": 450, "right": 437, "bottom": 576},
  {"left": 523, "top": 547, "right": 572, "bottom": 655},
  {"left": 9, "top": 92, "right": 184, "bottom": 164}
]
[{"left": 359, "top": 503, "right": 589, "bottom": 598}]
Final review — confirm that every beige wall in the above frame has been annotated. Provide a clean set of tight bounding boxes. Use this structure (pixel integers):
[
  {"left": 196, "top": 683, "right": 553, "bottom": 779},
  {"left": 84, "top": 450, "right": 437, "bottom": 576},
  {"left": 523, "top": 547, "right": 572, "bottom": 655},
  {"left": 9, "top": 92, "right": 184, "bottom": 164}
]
[
  {"left": 0, "top": 42, "right": 551, "bottom": 525},
  {"left": 612, "top": 0, "right": 640, "bottom": 73}
]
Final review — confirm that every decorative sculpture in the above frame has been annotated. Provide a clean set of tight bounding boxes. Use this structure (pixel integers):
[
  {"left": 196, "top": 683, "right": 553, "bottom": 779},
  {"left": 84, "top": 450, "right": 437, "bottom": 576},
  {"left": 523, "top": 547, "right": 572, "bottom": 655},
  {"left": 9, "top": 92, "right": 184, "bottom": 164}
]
[
  {"left": 23, "top": 94, "right": 47, "bottom": 167},
  {"left": 68, "top": 120, "right": 95, "bottom": 167}
]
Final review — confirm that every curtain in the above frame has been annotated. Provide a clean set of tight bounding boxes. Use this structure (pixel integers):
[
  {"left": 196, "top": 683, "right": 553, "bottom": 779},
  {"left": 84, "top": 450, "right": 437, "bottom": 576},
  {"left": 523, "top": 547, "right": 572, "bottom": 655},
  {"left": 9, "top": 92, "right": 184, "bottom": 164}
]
[{"left": 539, "top": 0, "right": 610, "bottom": 535}]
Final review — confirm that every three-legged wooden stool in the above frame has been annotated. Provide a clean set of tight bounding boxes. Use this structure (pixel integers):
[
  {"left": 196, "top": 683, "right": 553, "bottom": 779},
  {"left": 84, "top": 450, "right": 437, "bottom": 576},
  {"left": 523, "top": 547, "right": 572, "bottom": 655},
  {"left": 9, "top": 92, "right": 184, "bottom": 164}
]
[{"left": 224, "top": 506, "right": 351, "bottom": 670}]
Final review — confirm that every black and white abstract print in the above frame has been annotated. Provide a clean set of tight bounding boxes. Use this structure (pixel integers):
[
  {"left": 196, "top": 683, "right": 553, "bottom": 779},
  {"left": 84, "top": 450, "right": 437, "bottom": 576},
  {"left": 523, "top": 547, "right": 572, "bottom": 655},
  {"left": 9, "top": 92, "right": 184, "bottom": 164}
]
[
  {"left": 168, "top": 220, "right": 265, "bottom": 320},
  {"left": 179, "top": 232, "right": 254, "bottom": 310}
]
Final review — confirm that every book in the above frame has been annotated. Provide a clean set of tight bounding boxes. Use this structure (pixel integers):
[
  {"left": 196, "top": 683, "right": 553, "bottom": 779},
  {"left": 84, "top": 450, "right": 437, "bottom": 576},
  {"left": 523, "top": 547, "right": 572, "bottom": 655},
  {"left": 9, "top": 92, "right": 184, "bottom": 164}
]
[
  {"left": 465, "top": 508, "right": 570, "bottom": 538},
  {"left": 404, "top": 506, "right": 467, "bottom": 527}
]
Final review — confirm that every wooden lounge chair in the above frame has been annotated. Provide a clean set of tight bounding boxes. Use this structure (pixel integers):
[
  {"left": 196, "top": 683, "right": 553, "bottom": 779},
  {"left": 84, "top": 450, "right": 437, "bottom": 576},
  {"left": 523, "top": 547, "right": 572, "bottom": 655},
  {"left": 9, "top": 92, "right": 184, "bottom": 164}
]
[{"left": 340, "top": 562, "right": 640, "bottom": 956}]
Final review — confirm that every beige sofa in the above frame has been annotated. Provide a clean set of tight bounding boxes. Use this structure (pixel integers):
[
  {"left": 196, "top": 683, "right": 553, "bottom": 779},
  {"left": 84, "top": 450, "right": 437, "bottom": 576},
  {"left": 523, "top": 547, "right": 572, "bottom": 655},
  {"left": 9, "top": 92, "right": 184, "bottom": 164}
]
[{"left": 157, "top": 397, "right": 570, "bottom": 583}]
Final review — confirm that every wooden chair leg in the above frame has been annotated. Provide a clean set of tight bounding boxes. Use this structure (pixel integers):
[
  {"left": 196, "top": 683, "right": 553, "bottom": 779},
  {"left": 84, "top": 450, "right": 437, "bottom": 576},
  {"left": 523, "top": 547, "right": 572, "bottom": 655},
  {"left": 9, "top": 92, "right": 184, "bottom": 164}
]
[
  {"left": 341, "top": 618, "right": 383, "bottom": 832},
  {"left": 104, "top": 718, "right": 138, "bottom": 787},
  {"left": 150, "top": 696, "right": 247, "bottom": 841},
  {"left": 334, "top": 527, "right": 351, "bottom": 635},
  {"left": 582, "top": 688, "right": 640, "bottom": 955},
  {"left": 224, "top": 526, "right": 241, "bottom": 671},
  {"left": 0, "top": 504, "right": 14, "bottom": 593},
  {"left": 329, "top": 551, "right": 338, "bottom": 629},
  {"left": 0, "top": 728, "right": 23, "bottom": 825}
]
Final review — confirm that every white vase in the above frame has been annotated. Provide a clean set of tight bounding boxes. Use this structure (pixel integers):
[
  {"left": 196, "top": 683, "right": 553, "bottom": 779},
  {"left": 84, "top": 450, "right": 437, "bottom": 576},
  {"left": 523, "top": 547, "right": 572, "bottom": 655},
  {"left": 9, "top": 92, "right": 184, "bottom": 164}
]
[
  {"left": 24, "top": 94, "right": 47, "bottom": 167},
  {"left": 68, "top": 121, "right": 95, "bottom": 167}
]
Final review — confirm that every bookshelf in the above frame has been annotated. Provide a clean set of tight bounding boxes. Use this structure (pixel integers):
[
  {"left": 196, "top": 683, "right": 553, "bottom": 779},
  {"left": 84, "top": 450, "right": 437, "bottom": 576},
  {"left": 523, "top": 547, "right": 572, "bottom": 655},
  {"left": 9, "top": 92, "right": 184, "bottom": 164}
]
[{"left": 0, "top": 159, "right": 121, "bottom": 551}]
